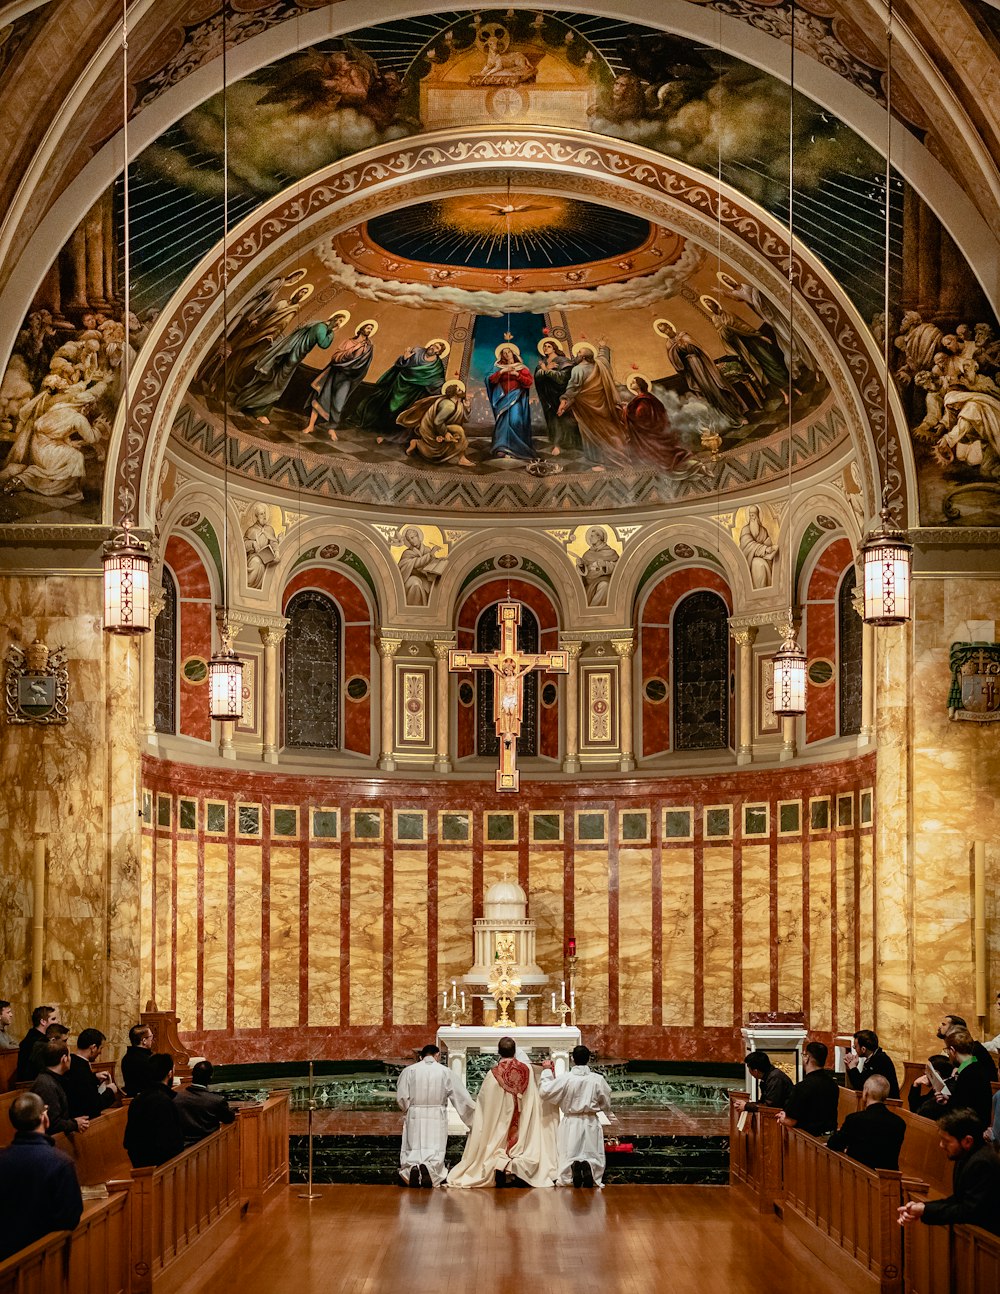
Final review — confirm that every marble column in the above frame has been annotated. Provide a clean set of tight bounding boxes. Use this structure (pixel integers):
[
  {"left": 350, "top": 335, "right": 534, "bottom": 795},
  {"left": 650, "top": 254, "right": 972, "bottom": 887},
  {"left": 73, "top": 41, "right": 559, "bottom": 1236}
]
[
  {"left": 613, "top": 636, "right": 636, "bottom": 772},
  {"left": 562, "top": 642, "right": 583, "bottom": 774},
  {"left": 140, "top": 590, "right": 165, "bottom": 742},
  {"left": 259, "top": 625, "right": 287, "bottom": 764},
  {"left": 432, "top": 640, "right": 455, "bottom": 774},
  {"left": 378, "top": 636, "right": 402, "bottom": 771},
  {"left": 731, "top": 626, "right": 758, "bottom": 765},
  {"left": 853, "top": 592, "right": 876, "bottom": 747},
  {"left": 67, "top": 226, "right": 88, "bottom": 309}
]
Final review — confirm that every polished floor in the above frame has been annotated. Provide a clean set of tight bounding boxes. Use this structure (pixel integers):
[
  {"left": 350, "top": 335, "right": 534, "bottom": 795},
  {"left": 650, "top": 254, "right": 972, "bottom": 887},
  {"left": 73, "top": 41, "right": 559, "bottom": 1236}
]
[{"left": 186, "top": 1184, "right": 843, "bottom": 1294}]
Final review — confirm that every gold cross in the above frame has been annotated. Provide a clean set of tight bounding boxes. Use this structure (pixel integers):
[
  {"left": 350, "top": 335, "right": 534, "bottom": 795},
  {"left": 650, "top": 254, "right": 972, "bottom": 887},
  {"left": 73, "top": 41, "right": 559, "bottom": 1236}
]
[{"left": 449, "top": 599, "right": 569, "bottom": 791}]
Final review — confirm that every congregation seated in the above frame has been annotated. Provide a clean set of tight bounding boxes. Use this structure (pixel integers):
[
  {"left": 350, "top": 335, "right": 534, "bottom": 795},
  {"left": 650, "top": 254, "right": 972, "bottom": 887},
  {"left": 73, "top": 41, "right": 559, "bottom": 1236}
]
[
  {"left": 935, "top": 1026, "right": 994, "bottom": 1125},
  {"left": 907, "top": 1053, "right": 956, "bottom": 1119},
  {"left": 0, "top": 1000, "right": 16, "bottom": 1051},
  {"left": 30, "top": 1041, "right": 89, "bottom": 1136},
  {"left": 123, "top": 1052, "right": 184, "bottom": 1169},
  {"left": 898, "top": 1107, "right": 1000, "bottom": 1236},
  {"left": 0, "top": 1092, "right": 83, "bottom": 1261},
  {"left": 778, "top": 1040, "right": 839, "bottom": 1137},
  {"left": 827, "top": 1074, "right": 905, "bottom": 1170},
  {"left": 740, "top": 1050, "right": 793, "bottom": 1111},
  {"left": 15, "top": 1005, "right": 57, "bottom": 1081},
  {"left": 64, "top": 1028, "right": 118, "bottom": 1120},
  {"left": 844, "top": 1029, "right": 899, "bottom": 1100},
  {"left": 120, "top": 1022, "right": 155, "bottom": 1097},
  {"left": 174, "top": 1060, "right": 235, "bottom": 1144}
]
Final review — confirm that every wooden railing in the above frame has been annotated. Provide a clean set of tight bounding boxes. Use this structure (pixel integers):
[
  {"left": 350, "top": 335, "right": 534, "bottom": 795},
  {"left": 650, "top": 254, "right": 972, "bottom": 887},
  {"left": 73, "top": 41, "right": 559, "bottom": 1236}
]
[
  {"left": 0, "top": 1194, "right": 129, "bottom": 1294},
  {"left": 896, "top": 1111, "right": 952, "bottom": 1196},
  {"left": 0, "top": 1231, "right": 66, "bottom": 1294},
  {"left": 236, "top": 1091, "right": 290, "bottom": 1213},
  {"left": 110, "top": 1121, "right": 240, "bottom": 1294},
  {"left": 952, "top": 1220, "right": 1000, "bottom": 1289},
  {"left": 782, "top": 1124, "right": 906, "bottom": 1293},
  {"left": 52, "top": 1107, "right": 131, "bottom": 1187},
  {"left": 727, "top": 1091, "right": 785, "bottom": 1213},
  {"left": 0, "top": 1051, "right": 17, "bottom": 1094}
]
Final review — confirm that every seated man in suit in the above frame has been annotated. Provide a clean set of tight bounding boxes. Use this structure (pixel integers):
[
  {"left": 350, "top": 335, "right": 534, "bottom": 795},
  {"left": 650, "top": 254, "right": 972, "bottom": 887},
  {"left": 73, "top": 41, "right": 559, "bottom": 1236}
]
[
  {"left": 908, "top": 1053, "right": 955, "bottom": 1120},
  {"left": 935, "top": 1026, "right": 994, "bottom": 1125},
  {"left": 123, "top": 1053, "right": 184, "bottom": 1169},
  {"left": 936, "top": 1012, "right": 998, "bottom": 1082},
  {"left": 173, "top": 1061, "right": 235, "bottom": 1144},
  {"left": 845, "top": 1030, "right": 900, "bottom": 1100},
  {"left": 0, "top": 1093, "right": 83, "bottom": 1260},
  {"left": 828, "top": 1075, "right": 906, "bottom": 1170},
  {"left": 30, "top": 1041, "right": 89, "bottom": 1137},
  {"left": 28, "top": 1023, "right": 70, "bottom": 1082},
  {"left": 898, "top": 1108, "right": 1000, "bottom": 1236},
  {"left": 778, "top": 1040, "right": 840, "bottom": 1137},
  {"left": 16, "top": 1005, "right": 57, "bottom": 1080},
  {"left": 121, "top": 1023, "right": 155, "bottom": 1096},
  {"left": 64, "top": 1028, "right": 118, "bottom": 1120}
]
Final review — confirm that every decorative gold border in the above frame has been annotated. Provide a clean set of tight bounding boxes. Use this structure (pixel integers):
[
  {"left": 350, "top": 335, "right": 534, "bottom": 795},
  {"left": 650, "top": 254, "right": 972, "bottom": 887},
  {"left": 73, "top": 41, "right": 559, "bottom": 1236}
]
[
  {"left": 777, "top": 798, "right": 802, "bottom": 837},
  {"left": 619, "top": 808, "right": 651, "bottom": 845},
  {"left": 394, "top": 808, "right": 428, "bottom": 844},
  {"left": 438, "top": 810, "right": 472, "bottom": 846},
  {"left": 271, "top": 803, "right": 300, "bottom": 839},
  {"left": 204, "top": 799, "right": 228, "bottom": 836},
  {"left": 835, "top": 792, "right": 854, "bottom": 830},
  {"left": 529, "top": 810, "right": 564, "bottom": 844},
  {"left": 662, "top": 806, "right": 694, "bottom": 844},
  {"left": 310, "top": 806, "right": 341, "bottom": 842},
  {"left": 351, "top": 807, "right": 385, "bottom": 844},
  {"left": 704, "top": 804, "right": 733, "bottom": 841},
  {"left": 575, "top": 809, "right": 608, "bottom": 846},
  {"left": 484, "top": 810, "right": 518, "bottom": 845},
  {"left": 809, "top": 796, "right": 831, "bottom": 833},
  {"left": 742, "top": 802, "right": 770, "bottom": 838},
  {"left": 859, "top": 787, "right": 874, "bottom": 828}
]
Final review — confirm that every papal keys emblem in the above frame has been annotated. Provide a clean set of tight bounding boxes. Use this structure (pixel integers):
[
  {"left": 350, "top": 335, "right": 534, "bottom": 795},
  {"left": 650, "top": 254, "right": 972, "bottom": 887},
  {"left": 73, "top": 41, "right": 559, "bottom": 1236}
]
[{"left": 948, "top": 643, "right": 1000, "bottom": 723}]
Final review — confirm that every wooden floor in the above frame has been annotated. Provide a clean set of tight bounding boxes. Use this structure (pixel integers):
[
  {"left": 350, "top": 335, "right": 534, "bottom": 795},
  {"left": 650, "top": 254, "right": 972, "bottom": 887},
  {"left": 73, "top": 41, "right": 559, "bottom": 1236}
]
[{"left": 185, "top": 1184, "right": 845, "bottom": 1293}]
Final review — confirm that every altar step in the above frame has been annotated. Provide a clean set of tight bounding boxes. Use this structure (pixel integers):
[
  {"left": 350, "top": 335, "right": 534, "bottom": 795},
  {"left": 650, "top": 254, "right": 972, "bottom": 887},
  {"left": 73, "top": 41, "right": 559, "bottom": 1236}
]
[{"left": 288, "top": 1133, "right": 729, "bottom": 1186}]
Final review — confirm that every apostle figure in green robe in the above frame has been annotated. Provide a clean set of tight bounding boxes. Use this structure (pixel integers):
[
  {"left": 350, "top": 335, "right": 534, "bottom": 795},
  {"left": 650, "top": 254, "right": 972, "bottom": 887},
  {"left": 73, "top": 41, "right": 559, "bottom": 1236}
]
[
  {"left": 235, "top": 310, "right": 350, "bottom": 424},
  {"left": 346, "top": 338, "right": 449, "bottom": 435}
]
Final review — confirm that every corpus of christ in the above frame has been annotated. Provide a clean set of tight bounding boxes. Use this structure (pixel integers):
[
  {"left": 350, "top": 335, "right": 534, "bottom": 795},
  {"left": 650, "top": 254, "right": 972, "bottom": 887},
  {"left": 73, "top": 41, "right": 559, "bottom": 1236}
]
[{"left": 0, "top": 3, "right": 999, "bottom": 1293}]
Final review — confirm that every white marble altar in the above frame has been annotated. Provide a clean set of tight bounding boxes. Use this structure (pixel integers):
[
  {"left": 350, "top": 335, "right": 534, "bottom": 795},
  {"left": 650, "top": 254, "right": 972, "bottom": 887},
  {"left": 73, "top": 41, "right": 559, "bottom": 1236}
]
[{"left": 461, "top": 879, "right": 548, "bottom": 1025}]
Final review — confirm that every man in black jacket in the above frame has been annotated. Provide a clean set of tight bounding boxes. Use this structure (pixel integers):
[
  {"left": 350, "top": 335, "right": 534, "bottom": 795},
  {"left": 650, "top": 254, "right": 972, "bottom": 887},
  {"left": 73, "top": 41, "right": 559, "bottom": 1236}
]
[
  {"left": 64, "top": 1029, "right": 117, "bottom": 1120},
  {"left": 173, "top": 1061, "right": 235, "bottom": 1144},
  {"left": 121, "top": 1023, "right": 155, "bottom": 1096},
  {"left": 779, "top": 1040, "right": 840, "bottom": 1136},
  {"left": 123, "top": 1053, "right": 184, "bottom": 1169},
  {"left": 741, "top": 1051, "right": 794, "bottom": 1109},
  {"left": 15, "top": 1005, "right": 57, "bottom": 1081},
  {"left": 845, "top": 1030, "right": 900, "bottom": 1100},
  {"left": 828, "top": 1075, "right": 906, "bottom": 1170},
  {"left": 0, "top": 1092, "right": 83, "bottom": 1260},
  {"left": 935, "top": 1027, "right": 994, "bottom": 1125},
  {"left": 898, "top": 1108, "right": 1000, "bottom": 1235},
  {"left": 30, "top": 1041, "right": 89, "bottom": 1137},
  {"left": 27, "top": 1023, "right": 70, "bottom": 1082},
  {"left": 937, "top": 1013, "right": 998, "bottom": 1082},
  {"left": 908, "top": 1054, "right": 955, "bottom": 1120}
]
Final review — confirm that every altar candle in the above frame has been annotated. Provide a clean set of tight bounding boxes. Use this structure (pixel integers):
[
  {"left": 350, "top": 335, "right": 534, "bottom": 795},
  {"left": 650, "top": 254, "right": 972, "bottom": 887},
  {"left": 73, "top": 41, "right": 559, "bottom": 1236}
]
[
  {"left": 561, "top": 980, "right": 565, "bottom": 1000},
  {"left": 551, "top": 992, "right": 556, "bottom": 1011},
  {"left": 461, "top": 992, "right": 465, "bottom": 1011},
  {"left": 570, "top": 989, "right": 576, "bottom": 1008},
  {"left": 451, "top": 978, "right": 457, "bottom": 1003},
  {"left": 442, "top": 991, "right": 447, "bottom": 1010}
]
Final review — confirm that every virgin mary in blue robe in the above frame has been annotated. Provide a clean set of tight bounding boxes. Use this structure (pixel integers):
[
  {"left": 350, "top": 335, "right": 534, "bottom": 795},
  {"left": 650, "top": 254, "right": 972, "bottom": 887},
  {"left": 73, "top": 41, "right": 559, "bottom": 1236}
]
[{"left": 487, "top": 346, "right": 534, "bottom": 459}]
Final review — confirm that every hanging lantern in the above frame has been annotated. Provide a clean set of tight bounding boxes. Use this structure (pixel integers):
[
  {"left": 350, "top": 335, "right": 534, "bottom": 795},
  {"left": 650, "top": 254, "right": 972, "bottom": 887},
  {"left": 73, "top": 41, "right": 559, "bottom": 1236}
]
[
  {"left": 861, "top": 506, "right": 912, "bottom": 625},
  {"left": 208, "top": 645, "right": 243, "bottom": 721},
  {"left": 103, "top": 519, "right": 151, "bottom": 634},
  {"left": 772, "top": 633, "right": 807, "bottom": 717}
]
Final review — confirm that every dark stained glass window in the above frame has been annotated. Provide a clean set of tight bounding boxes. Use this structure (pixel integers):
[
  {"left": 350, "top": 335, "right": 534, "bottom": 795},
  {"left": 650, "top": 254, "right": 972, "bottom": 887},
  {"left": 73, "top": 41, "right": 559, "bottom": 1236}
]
[
  {"left": 476, "top": 603, "right": 538, "bottom": 757},
  {"left": 838, "top": 568, "right": 863, "bottom": 736},
  {"left": 673, "top": 590, "right": 729, "bottom": 751},
  {"left": 153, "top": 568, "right": 177, "bottom": 734},
  {"left": 284, "top": 590, "right": 341, "bottom": 749}
]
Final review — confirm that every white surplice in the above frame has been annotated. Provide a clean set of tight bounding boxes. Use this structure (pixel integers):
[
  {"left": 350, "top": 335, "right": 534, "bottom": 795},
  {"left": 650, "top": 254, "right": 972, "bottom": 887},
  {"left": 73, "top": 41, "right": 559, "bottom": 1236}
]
[
  {"left": 396, "top": 1056, "right": 475, "bottom": 1186},
  {"left": 539, "top": 1064, "right": 614, "bottom": 1186},
  {"left": 447, "top": 1051, "right": 559, "bottom": 1188}
]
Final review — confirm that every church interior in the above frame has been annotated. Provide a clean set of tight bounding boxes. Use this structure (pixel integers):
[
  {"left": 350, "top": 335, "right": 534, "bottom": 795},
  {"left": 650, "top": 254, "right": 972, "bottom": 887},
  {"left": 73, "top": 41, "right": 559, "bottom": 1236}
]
[{"left": 0, "top": 1, "right": 998, "bottom": 1291}]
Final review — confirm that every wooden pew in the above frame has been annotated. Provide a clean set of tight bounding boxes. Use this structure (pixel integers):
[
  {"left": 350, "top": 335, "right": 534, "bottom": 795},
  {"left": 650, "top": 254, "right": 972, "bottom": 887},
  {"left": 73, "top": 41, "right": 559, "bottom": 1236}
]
[
  {"left": 0, "top": 1230, "right": 67, "bottom": 1294},
  {"left": 0, "top": 1092, "right": 18, "bottom": 1150},
  {"left": 896, "top": 1110, "right": 952, "bottom": 1196},
  {"left": 110, "top": 1121, "right": 240, "bottom": 1294},
  {"left": 0, "top": 1194, "right": 129, "bottom": 1294},
  {"left": 236, "top": 1090, "right": 290, "bottom": 1213},
  {"left": 728, "top": 1091, "right": 785, "bottom": 1214},
  {"left": 781, "top": 1124, "right": 906, "bottom": 1294},
  {"left": 952, "top": 1220, "right": 1000, "bottom": 1290},
  {"left": 838, "top": 1086, "right": 864, "bottom": 1123},
  {"left": 52, "top": 1106, "right": 131, "bottom": 1187},
  {"left": 0, "top": 1051, "right": 17, "bottom": 1094}
]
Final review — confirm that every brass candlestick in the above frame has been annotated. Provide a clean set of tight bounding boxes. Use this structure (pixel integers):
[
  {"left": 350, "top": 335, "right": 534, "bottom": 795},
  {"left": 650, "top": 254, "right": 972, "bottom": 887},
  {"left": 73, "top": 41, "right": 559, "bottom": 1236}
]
[{"left": 567, "top": 953, "right": 578, "bottom": 1027}]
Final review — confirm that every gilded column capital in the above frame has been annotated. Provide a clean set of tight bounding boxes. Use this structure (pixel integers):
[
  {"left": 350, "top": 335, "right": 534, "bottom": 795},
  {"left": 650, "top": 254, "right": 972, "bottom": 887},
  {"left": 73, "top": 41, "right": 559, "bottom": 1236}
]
[
  {"left": 851, "top": 589, "right": 865, "bottom": 619},
  {"left": 259, "top": 626, "right": 287, "bottom": 648},
  {"left": 432, "top": 639, "right": 457, "bottom": 661},
  {"left": 611, "top": 637, "right": 635, "bottom": 659},
  {"left": 148, "top": 591, "right": 166, "bottom": 621},
  {"left": 563, "top": 641, "right": 584, "bottom": 661},
  {"left": 730, "top": 626, "right": 758, "bottom": 647},
  {"left": 378, "top": 636, "right": 403, "bottom": 660}
]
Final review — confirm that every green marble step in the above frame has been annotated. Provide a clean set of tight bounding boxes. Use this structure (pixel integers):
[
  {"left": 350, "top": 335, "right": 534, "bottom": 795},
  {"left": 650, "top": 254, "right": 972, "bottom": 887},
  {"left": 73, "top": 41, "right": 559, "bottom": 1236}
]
[{"left": 288, "top": 1133, "right": 729, "bottom": 1187}]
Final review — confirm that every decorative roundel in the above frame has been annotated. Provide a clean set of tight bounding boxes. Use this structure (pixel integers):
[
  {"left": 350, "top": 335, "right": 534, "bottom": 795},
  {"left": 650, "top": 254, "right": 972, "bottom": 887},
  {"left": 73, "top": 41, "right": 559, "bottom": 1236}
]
[
  {"left": 345, "top": 675, "right": 370, "bottom": 702},
  {"left": 405, "top": 698, "right": 421, "bottom": 714},
  {"left": 497, "top": 554, "right": 520, "bottom": 569},
  {"left": 644, "top": 677, "right": 668, "bottom": 704},
  {"left": 182, "top": 656, "right": 208, "bottom": 684},
  {"left": 541, "top": 681, "right": 559, "bottom": 707},
  {"left": 807, "top": 658, "right": 835, "bottom": 686},
  {"left": 458, "top": 680, "right": 475, "bottom": 707},
  {"left": 673, "top": 543, "right": 695, "bottom": 559},
  {"left": 179, "top": 511, "right": 201, "bottom": 528},
  {"left": 592, "top": 699, "right": 609, "bottom": 715},
  {"left": 319, "top": 544, "right": 341, "bottom": 560},
  {"left": 816, "top": 515, "right": 840, "bottom": 530}
]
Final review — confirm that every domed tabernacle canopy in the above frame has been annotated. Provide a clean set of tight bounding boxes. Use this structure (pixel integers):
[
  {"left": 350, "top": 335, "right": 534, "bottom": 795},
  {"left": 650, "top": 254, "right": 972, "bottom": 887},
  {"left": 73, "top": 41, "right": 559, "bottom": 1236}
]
[{"left": 484, "top": 878, "right": 528, "bottom": 922}]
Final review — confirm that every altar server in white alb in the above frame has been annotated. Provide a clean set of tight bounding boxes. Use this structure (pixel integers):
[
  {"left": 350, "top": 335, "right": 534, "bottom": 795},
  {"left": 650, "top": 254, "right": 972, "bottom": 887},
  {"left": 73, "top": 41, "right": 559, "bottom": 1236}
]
[
  {"left": 397, "top": 1044, "right": 475, "bottom": 1187},
  {"left": 539, "top": 1044, "right": 614, "bottom": 1187}
]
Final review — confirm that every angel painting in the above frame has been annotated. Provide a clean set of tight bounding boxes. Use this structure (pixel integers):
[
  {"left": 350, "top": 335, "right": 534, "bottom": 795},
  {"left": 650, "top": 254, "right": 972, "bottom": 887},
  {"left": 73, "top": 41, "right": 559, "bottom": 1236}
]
[{"left": 256, "top": 42, "right": 404, "bottom": 131}]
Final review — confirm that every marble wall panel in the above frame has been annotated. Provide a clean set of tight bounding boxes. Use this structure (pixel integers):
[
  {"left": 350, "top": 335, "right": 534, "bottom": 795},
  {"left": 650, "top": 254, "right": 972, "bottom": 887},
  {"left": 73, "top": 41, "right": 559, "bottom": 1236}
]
[
  {"left": 662, "top": 846, "right": 694, "bottom": 1027},
  {"left": 835, "top": 836, "right": 857, "bottom": 1033},
  {"left": 526, "top": 846, "right": 564, "bottom": 1009},
  {"left": 202, "top": 840, "right": 228, "bottom": 1032},
  {"left": 140, "top": 834, "right": 154, "bottom": 1010},
  {"left": 777, "top": 841, "right": 804, "bottom": 1013},
  {"left": 741, "top": 845, "right": 770, "bottom": 1016},
  {"left": 702, "top": 847, "right": 734, "bottom": 1028},
  {"left": 483, "top": 848, "right": 516, "bottom": 896},
  {"left": 174, "top": 839, "right": 198, "bottom": 1032},
  {"left": 153, "top": 832, "right": 173, "bottom": 1011},
  {"left": 233, "top": 845, "right": 262, "bottom": 1029},
  {"left": 858, "top": 834, "right": 874, "bottom": 1027},
  {"left": 269, "top": 846, "right": 300, "bottom": 1029},
  {"left": 574, "top": 849, "right": 609, "bottom": 1025},
  {"left": 306, "top": 844, "right": 340, "bottom": 1026},
  {"left": 349, "top": 846, "right": 383, "bottom": 1026},
  {"left": 618, "top": 848, "right": 653, "bottom": 1026},
  {"left": 437, "top": 849, "right": 473, "bottom": 1011},
  {"left": 809, "top": 841, "right": 832, "bottom": 1033},
  {"left": 393, "top": 849, "right": 428, "bottom": 1025}
]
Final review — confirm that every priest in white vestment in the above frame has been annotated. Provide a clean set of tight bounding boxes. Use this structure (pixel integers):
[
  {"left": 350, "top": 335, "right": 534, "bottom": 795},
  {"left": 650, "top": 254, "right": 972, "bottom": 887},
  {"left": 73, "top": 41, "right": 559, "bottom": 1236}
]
[
  {"left": 447, "top": 1037, "right": 559, "bottom": 1188},
  {"left": 396, "top": 1044, "right": 475, "bottom": 1187},
  {"left": 539, "top": 1044, "right": 614, "bottom": 1188}
]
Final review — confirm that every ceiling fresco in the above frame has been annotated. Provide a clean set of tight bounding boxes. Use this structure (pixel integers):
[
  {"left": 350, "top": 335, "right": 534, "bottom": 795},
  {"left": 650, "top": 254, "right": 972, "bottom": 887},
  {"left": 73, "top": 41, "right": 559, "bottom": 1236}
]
[{"left": 0, "top": 7, "right": 996, "bottom": 528}]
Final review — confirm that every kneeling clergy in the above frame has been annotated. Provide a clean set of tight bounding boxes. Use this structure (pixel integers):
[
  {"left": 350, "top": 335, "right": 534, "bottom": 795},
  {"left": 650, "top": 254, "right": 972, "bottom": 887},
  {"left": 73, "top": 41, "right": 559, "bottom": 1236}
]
[
  {"left": 539, "top": 1044, "right": 614, "bottom": 1187},
  {"left": 397, "top": 1044, "right": 475, "bottom": 1187}
]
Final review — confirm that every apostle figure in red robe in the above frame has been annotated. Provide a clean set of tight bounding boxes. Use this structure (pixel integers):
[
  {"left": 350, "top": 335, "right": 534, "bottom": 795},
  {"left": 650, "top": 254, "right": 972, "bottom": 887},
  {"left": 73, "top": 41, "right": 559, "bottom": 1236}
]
[{"left": 622, "top": 374, "right": 697, "bottom": 472}]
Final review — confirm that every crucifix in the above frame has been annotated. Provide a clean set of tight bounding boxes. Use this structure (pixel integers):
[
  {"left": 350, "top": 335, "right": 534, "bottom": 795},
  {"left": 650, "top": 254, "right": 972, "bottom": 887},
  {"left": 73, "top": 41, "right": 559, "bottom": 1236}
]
[{"left": 449, "top": 599, "right": 569, "bottom": 791}]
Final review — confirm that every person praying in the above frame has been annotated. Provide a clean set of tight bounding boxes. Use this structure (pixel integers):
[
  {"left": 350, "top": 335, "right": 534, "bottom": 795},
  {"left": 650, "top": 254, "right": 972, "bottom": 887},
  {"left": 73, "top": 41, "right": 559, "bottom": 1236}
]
[
  {"left": 539, "top": 1044, "right": 614, "bottom": 1188},
  {"left": 396, "top": 1043, "right": 474, "bottom": 1188}
]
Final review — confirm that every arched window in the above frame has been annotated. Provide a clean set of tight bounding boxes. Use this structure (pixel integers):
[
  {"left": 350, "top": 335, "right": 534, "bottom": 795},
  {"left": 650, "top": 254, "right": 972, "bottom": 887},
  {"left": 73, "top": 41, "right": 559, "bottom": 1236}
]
[
  {"left": 476, "top": 603, "right": 539, "bottom": 757},
  {"left": 284, "top": 590, "right": 341, "bottom": 749},
  {"left": 673, "top": 590, "right": 729, "bottom": 751},
  {"left": 153, "top": 568, "right": 177, "bottom": 734},
  {"left": 838, "top": 569, "right": 862, "bottom": 736}
]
